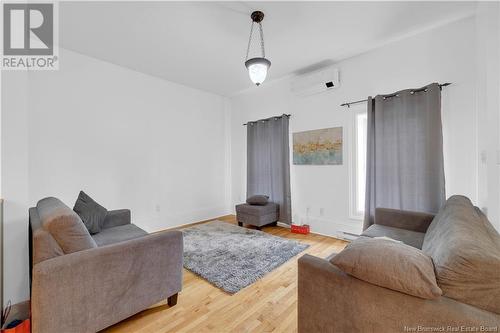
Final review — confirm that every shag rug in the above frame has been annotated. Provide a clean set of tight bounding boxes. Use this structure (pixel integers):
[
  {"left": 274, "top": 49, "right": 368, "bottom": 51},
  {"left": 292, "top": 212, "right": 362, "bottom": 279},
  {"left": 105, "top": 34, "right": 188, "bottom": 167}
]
[{"left": 182, "top": 221, "right": 309, "bottom": 294}]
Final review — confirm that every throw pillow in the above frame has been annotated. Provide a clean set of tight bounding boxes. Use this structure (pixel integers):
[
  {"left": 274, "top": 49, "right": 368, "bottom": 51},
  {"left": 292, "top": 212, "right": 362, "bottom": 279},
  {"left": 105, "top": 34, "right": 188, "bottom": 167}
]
[
  {"left": 331, "top": 237, "right": 442, "bottom": 299},
  {"left": 246, "top": 195, "right": 269, "bottom": 206},
  {"left": 73, "top": 191, "right": 108, "bottom": 234}
]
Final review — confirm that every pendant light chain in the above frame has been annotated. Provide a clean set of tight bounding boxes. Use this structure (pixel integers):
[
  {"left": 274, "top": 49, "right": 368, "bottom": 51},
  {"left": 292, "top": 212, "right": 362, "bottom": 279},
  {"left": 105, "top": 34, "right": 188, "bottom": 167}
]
[
  {"left": 245, "top": 20, "right": 266, "bottom": 61},
  {"left": 258, "top": 22, "right": 265, "bottom": 58},
  {"left": 245, "top": 22, "right": 255, "bottom": 61}
]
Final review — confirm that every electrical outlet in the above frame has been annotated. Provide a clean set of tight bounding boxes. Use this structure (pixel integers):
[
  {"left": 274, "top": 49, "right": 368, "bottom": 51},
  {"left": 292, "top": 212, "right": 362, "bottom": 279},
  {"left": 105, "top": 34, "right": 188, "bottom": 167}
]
[
  {"left": 481, "top": 150, "right": 487, "bottom": 163},
  {"left": 319, "top": 207, "right": 325, "bottom": 216},
  {"left": 306, "top": 207, "right": 311, "bottom": 216},
  {"left": 155, "top": 204, "right": 160, "bottom": 212}
]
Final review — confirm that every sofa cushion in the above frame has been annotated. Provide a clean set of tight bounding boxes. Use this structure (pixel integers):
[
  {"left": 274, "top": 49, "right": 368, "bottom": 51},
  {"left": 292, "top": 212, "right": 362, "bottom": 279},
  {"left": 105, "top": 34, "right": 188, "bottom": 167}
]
[
  {"left": 37, "top": 197, "right": 97, "bottom": 254},
  {"left": 361, "top": 224, "right": 425, "bottom": 249},
  {"left": 73, "top": 191, "right": 108, "bottom": 234},
  {"left": 246, "top": 195, "right": 269, "bottom": 205},
  {"left": 324, "top": 251, "right": 339, "bottom": 262},
  {"left": 102, "top": 209, "right": 131, "bottom": 229},
  {"left": 331, "top": 237, "right": 442, "bottom": 299},
  {"left": 92, "top": 224, "right": 148, "bottom": 247},
  {"left": 422, "top": 195, "right": 500, "bottom": 314}
]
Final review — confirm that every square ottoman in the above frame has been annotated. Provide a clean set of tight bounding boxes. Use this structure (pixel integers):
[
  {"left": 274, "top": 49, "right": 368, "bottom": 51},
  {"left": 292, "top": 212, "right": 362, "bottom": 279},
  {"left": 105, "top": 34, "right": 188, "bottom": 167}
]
[{"left": 235, "top": 202, "right": 279, "bottom": 230}]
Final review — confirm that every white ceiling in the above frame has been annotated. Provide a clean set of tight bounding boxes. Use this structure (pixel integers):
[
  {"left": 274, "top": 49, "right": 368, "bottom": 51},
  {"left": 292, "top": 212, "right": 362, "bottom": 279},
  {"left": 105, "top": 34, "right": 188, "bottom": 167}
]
[{"left": 60, "top": 1, "right": 475, "bottom": 96}]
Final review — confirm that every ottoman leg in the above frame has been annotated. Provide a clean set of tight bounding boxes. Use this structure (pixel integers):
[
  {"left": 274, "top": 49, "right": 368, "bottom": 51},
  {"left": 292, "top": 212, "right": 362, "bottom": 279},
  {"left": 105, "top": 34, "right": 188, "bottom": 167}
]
[
  {"left": 238, "top": 222, "right": 243, "bottom": 227},
  {"left": 168, "top": 293, "right": 178, "bottom": 306},
  {"left": 256, "top": 226, "right": 262, "bottom": 231}
]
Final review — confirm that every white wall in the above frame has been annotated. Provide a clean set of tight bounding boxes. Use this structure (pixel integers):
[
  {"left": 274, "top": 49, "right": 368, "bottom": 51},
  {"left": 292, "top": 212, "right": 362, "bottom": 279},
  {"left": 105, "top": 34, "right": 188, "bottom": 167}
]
[
  {"left": 27, "top": 48, "right": 230, "bottom": 230},
  {"left": 230, "top": 17, "right": 484, "bottom": 236},
  {"left": 2, "top": 48, "right": 230, "bottom": 305},
  {"left": 475, "top": 2, "right": 500, "bottom": 230},
  {"left": 1, "top": 71, "right": 30, "bottom": 308}
]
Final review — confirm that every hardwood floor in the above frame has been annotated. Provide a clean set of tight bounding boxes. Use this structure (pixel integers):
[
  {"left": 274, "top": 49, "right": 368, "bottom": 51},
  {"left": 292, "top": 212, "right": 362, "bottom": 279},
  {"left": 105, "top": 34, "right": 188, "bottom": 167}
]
[{"left": 103, "top": 215, "right": 347, "bottom": 333}]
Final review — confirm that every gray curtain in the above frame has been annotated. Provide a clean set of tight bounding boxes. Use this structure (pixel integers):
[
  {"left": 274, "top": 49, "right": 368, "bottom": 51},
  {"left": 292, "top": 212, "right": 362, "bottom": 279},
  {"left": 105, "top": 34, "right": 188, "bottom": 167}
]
[
  {"left": 247, "top": 115, "right": 292, "bottom": 224},
  {"left": 364, "top": 83, "right": 445, "bottom": 230}
]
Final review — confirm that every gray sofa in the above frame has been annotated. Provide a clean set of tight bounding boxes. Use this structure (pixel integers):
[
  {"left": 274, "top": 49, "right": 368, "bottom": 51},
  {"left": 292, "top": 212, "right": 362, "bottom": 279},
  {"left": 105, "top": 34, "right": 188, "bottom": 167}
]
[
  {"left": 298, "top": 195, "right": 500, "bottom": 332},
  {"left": 29, "top": 197, "right": 183, "bottom": 333}
]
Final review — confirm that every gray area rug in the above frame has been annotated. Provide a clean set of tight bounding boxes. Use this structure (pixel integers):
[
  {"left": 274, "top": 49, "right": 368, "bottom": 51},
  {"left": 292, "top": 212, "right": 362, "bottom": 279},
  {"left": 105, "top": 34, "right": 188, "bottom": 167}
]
[{"left": 182, "top": 221, "right": 309, "bottom": 294}]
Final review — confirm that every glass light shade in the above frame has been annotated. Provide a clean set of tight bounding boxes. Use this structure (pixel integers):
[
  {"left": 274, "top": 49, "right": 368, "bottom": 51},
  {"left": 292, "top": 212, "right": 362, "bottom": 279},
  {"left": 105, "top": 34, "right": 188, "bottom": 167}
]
[{"left": 245, "top": 57, "right": 271, "bottom": 86}]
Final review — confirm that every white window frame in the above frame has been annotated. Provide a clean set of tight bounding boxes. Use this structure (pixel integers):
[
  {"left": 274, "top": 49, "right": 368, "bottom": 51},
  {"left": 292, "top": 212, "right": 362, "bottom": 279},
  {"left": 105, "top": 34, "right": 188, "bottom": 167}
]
[{"left": 348, "top": 104, "right": 368, "bottom": 220}]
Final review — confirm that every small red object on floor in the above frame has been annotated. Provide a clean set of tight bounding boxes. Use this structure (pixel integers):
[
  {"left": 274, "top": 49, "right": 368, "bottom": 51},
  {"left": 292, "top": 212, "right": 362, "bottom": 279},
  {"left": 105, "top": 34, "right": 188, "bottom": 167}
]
[{"left": 291, "top": 224, "right": 310, "bottom": 234}]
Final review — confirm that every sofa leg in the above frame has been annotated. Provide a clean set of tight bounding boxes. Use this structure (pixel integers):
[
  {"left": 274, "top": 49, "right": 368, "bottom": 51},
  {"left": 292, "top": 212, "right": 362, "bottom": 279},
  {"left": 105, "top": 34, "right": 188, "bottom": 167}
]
[
  {"left": 168, "top": 293, "right": 178, "bottom": 307},
  {"left": 238, "top": 222, "right": 243, "bottom": 227},
  {"left": 256, "top": 226, "right": 262, "bottom": 231}
]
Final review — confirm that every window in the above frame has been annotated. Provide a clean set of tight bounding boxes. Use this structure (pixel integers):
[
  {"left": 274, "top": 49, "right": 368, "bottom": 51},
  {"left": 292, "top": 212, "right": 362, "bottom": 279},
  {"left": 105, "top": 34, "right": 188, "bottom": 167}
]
[{"left": 349, "top": 105, "right": 368, "bottom": 220}]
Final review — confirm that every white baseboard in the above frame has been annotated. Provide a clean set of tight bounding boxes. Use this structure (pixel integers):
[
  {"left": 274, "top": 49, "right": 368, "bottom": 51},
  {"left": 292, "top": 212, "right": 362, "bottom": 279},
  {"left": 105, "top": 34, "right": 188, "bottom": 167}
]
[{"left": 277, "top": 222, "right": 290, "bottom": 228}]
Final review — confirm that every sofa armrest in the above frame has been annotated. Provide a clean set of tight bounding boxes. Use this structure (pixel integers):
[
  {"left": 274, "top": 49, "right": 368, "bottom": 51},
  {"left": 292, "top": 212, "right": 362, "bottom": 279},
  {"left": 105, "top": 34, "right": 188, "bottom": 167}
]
[
  {"left": 298, "top": 254, "right": 499, "bottom": 333},
  {"left": 375, "top": 207, "right": 435, "bottom": 232},
  {"left": 32, "top": 230, "right": 183, "bottom": 333},
  {"left": 102, "top": 209, "right": 131, "bottom": 229}
]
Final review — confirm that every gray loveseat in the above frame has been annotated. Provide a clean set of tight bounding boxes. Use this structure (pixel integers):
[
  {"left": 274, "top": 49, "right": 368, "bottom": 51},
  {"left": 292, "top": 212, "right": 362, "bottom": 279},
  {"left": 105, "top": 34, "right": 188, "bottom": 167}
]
[
  {"left": 29, "top": 197, "right": 183, "bottom": 333},
  {"left": 298, "top": 195, "right": 500, "bottom": 332}
]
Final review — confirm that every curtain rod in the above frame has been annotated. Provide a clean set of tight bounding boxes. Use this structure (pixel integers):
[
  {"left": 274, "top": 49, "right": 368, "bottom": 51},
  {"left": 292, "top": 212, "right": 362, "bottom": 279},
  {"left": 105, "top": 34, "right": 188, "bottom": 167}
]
[
  {"left": 340, "top": 82, "right": 452, "bottom": 108},
  {"left": 243, "top": 114, "right": 291, "bottom": 126}
]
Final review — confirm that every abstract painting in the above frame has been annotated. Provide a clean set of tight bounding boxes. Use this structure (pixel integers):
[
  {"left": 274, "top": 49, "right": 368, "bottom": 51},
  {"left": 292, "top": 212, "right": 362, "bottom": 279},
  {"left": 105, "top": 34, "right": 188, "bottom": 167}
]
[{"left": 293, "top": 127, "right": 343, "bottom": 165}]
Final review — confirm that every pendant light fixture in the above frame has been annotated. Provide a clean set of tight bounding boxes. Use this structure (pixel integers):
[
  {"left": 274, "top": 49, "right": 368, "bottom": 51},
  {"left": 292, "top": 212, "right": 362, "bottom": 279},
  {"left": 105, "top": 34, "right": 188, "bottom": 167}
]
[{"left": 245, "top": 11, "right": 271, "bottom": 86}]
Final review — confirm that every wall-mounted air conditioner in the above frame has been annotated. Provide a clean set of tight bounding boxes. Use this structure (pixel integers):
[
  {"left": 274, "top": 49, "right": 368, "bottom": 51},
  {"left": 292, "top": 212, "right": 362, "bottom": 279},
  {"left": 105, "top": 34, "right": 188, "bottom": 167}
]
[{"left": 290, "top": 67, "right": 340, "bottom": 97}]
